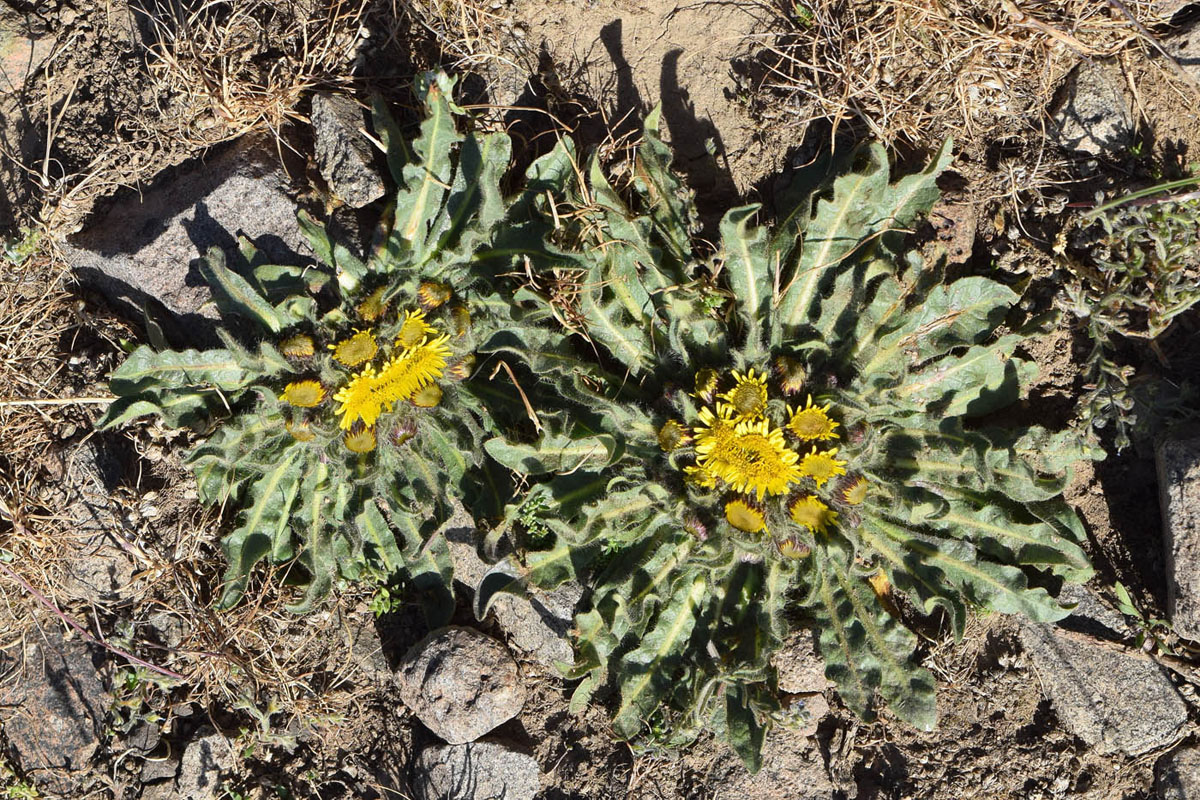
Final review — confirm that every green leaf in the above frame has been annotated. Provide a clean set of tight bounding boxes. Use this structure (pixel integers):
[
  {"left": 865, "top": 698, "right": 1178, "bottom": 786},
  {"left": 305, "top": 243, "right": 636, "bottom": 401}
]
[
  {"left": 719, "top": 685, "right": 767, "bottom": 774},
  {"left": 633, "top": 106, "right": 694, "bottom": 265},
  {"left": 357, "top": 501, "right": 406, "bottom": 577},
  {"left": 893, "top": 336, "right": 1036, "bottom": 417},
  {"left": 199, "top": 247, "right": 283, "bottom": 333},
  {"left": 218, "top": 448, "right": 303, "bottom": 608},
  {"left": 612, "top": 574, "right": 707, "bottom": 738},
  {"left": 864, "top": 514, "right": 1069, "bottom": 623},
  {"left": 484, "top": 432, "right": 621, "bottom": 476},
  {"left": 720, "top": 205, "right": 771, "bottom": 360},
  {"left": 394, "top": 72, "right": 463, "bottom": 266},
  {"left": 811, "top": 538, "right": 936, "bottom": 729},
  {"left": 864, "top": 278, "right": 1018, "bottom": 378},
  {"left": 778, "top": 143, "right": 891, "bottom": 332}
]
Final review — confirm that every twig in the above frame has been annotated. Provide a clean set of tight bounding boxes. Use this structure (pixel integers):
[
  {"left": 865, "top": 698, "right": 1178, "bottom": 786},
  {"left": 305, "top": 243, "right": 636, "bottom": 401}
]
[
  {"left": 1105, "top": 0, "right": 1200, "bottom": 96},
  {"left": 488, "top": 360, "right": 543, "bottom": 434},
  {"left": 0, "top": 558, "right": 185, "bottom": 681},
  {"left": 1050, "top": 625, "right": 1200, "bottom": 687}
]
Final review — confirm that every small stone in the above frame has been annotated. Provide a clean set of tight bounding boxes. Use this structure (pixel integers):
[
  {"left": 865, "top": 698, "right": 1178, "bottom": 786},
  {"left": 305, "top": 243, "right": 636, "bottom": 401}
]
[
  {"left": 145, "top": 611, "right": 187, "bottom": 650},
  {"left": 1153, "top": 1, "right": 1195, "bottom": 20},
  {"left": 53, "top": 441, "right": 137, "bottom": 604},
  {"left": 0, "top": 629, "right": 108, "bottom": 793},
  {"left": 173, "top": 732, "right": 235, "bottom": 799},
  {"left": 1158, "top": 431, "right": 1200, "bottom": 641},
  {"left": 62, "top": 134, "right": 313, "bottom": 343},
  {"left": 771, "top": 628, "right": 831, "bottom": 695},
  {"left": 396, "top": 627, "right": 526, "bottom": 744},
  {"left": 411, "top": 739, "right": 540, "bottom": 800},
  {"left": 1019, "top": 604, "right": 1188, "bottom": 755},
  {"left": 1161, "top": 28, "right": 1200, "bottom": 90},
  {"left": 446, "top": 522, "right": 581, "bottom": 669},
  {"left": 1157, "top": 745, "right": 1200, "bottom": 800},
  {"left": 311, "top": 92, "right": 385, "bottom": 208},
  {"left": 141, "top": 750, "right": 181, "bottom": 784},
  {"left": 1051, "top": 60, "right": 1134, "bottom": 156},
  {"left": 0, "top": 6, "right": 53, "bottom": 92},
  {"left": 342, "top": 613, "right": 390, "bottom": 679}
]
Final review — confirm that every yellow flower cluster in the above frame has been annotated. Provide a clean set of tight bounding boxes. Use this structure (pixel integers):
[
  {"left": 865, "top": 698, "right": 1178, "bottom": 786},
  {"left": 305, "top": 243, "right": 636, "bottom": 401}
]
[
  {"left": 663, "top": 367, "right": 861, "bottom": 546},
  {"left": 333, "top": 331, "right": 451, "bottom": 429},
  {"left": 279, "top": 307, "right": 455, "bottom": 454}
]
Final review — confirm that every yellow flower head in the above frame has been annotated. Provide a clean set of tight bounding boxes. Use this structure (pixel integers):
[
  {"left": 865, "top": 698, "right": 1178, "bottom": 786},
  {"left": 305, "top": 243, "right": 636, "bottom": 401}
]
[
  {"left": 356, "top": 287, "right": 389, "bottom": 321},
  {"left": 789, "top": 495, "right": 838, "bottom": 535},
  {"left": 798, "top": 447, "right": 847, "bottom": 488},
  {"left": 692, "top": 403, "right": 737, "bottom": 459},
  {"left": 279, "top": 334, "right": 315, "bottom": 359},
  {"left": 450, "top": 305, "right": 471, "bottom": 337},
  {"left": 333, "top": 334, "right": 451, "bottom": 429},
  {"left": 776, "top": 536, "right": 812, "bottom": 559},
  {"left": 411, "top": 383, "right": 443, "bottom": 408},
  {"left": 841, "top": 475, "right": 869, "bottom": 505},
  {"left": 445, "top": 355, "right": 475, "bottom": 381},
  {"left": 703, "top": 418, "right": 801, "bottom": 500},
  {"left": 683, "top": 464, "right": 718, "bottom": 489},
  {"left": 392, "top": 418, "right": 418, "bottom": 447},
  {"left": 788, "top": 395, "right": 839, "bottom": 442},
  {"left": 396, "top": 309, "right": 440, "bottom": 350},
  {"left": 719, "top": 368, "right": 769, "bottom": 422},
  {"left": 418, "top": 281, "right": 453, "bottom": 309},
  {"left": 285, "top": 417, "right": 315, "bottom": 442},
  {"left": 330, "top": 330, "right": 378, "bottom": 367},
  {"left": 282, "top": 380, "right": 324, "bottom": 408},
  {"left": 658, "top": 420, "right": 690, "bottom": 452},
  {"left": 344, "top": 426, "right": 377, "bottom": 454},
  {"left": 867, "top": 569, "right": 892, "bottom": 601},
  {"left": 693, "top": 368, "right": 720, "bottom": 404},
  {"left": 774, "top": 355, "right": 806, "bottom": 396},
  {"left": 725, "top": 497, "right": 766, "bottom": 534}
]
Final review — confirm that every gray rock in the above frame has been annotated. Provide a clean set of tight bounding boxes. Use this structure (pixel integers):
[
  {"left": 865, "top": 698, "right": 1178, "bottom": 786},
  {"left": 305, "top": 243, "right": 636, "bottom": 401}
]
[
  {"left": 396, "top": 627, "right": 526, "bottom": 744},
  {"left": 141, "top": 747, "right": 181, "bottom": 784},
  {"left": 174, "top": 732, "right": 236, "bottom": 799},
  {"left": 146, "top": 611, "right": 187, "bottom": 650},
  {"left": 709, "top": 726, "right": 835, "bottom": 800},
  {"left": 1158, "top": 746, "right": 1200, "bottom": 800},
  {"left": 411, "top": 739, "right": 540, "bottom": 800},
  {"left": 49, "top": 441, "right": 137, "bottom": 604},
  {"left": 62, "top": 134, "right": 312, "bottom": 343},
  {"left": 1051, "top": 61, "right": 1134, "bottom": 156},
  {"left": 771, "top": 628, "right": 831, "bottom": 695},
  {"left": 311, "top": 92, "right": 385, "bottom": 208},
  {"left": 446, "top": 524, "right": 581, "bottom": 669},
  {"left": 1161, "top": 27, "right": 1200, "bottom": 84},
  {"left": 1153, "top": 0, "right": 1195, "bottom": 19},
  {"left": 1019, "top": 600, "right": 1189, "bottom": 755},
  {"left": 0, "top": 5, "right": 53, "bottom": 93},
  {"left": 342, "top": 613, "right": 390, "bottom": 679},
  {"left": 0, "top": 629, "right": 107, "bottom": 792},
  {"left": 1158, "top": 432, "right": 1200, "bottom": 641}
]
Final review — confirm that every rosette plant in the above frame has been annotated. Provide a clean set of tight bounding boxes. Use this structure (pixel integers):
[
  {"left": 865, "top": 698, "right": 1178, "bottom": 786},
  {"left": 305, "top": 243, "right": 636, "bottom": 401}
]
[
  {"left": 478, "top": 112, "right": 1097, "bottom": 768},
  {"left": 100, "top": 73, "right": 529, "bottom": 615}
]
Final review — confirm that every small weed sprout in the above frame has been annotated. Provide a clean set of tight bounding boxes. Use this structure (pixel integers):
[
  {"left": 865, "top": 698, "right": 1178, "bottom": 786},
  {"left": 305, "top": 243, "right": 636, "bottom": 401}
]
[{"left": 1059, "top": 178, "right": 1200, "bottom": 448}]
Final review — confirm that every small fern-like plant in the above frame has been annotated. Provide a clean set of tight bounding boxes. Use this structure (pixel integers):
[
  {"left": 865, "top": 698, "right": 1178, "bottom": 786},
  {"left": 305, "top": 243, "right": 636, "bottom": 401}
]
[
  {"left": 1059, "top": 181, "right": 1200, "bottom": 449},
  {"left": 101, "top": 73, "right": 527, "bottom": 615},
  {"left": 479, "top": 112, "right": 1097, "bottom": 769}
]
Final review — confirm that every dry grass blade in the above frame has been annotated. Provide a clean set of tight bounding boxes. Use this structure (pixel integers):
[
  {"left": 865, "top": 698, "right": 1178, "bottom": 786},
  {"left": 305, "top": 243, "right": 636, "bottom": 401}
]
[{"left": 748, "top": 0, "right": 1161, "bottom": 149}]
